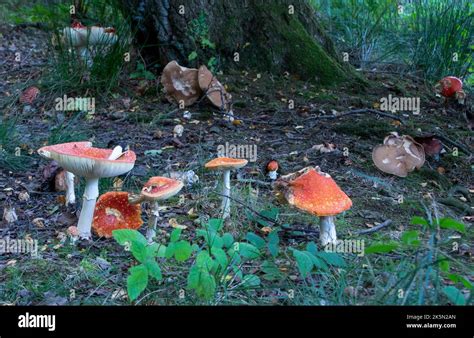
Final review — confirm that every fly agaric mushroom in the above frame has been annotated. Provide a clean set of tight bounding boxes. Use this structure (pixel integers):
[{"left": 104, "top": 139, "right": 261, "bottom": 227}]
[
  {"left": 129, "top": 176, "right": 183, "bottom": 241},
  {"left": 38, "top": 142, "right": 136, "bottom": 239},
  {"left": 435, "top": 76, "right": 466, "bottom": 104},
  {"left": 161, "top": 61, "right": 202, "bottom": 107},
  {"left": 274, "top": 166, "right": 352, "bottom": 247},
  {"left": 372, "top": 133, "right": 425, "bottom": 177},
  {"left": 198, "top": 65, "right": 233, "bottom": 112},
  {"left": 205, "top": 157, "right": 248, "bottom": 219},
  {"left": 67, "top": 225, "right": 79, "bottom": 244},
  {"left": 62, "top": 21, "right": 118, "bottom": 67},
  {"left": 92, "top": 191, "right": 143, "bottom": 238},
  {"left": 266, "top": 160, "right": 279, "bottom": 180}
]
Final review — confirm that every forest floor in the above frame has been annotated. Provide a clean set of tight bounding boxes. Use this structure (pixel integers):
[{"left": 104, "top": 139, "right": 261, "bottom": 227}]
[{"left": 0, "top": 25, "right": 472, "bottom": 305}]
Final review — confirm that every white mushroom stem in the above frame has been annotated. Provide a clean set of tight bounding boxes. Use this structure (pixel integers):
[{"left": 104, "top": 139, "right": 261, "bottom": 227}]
[
  {"left": 319, "top": 216, "right": 338, "bottom": 247},
  {"left": 76, "top": 146, "right": 124, "bottom": 239},
  {"left": 146, "top": 201, "right": 160, "bottom": 242},
  {"left": 221, "top": 169, "right": 231, "bottom": 219},
  {"left": 65, "top": 171, "right": 76, "bottom": 205},
  {"left": 268, "top": 170, "right": 278, "bottom": 180},
  {"left": 77, "top": 178, "right": 99, "bottom": 239}
]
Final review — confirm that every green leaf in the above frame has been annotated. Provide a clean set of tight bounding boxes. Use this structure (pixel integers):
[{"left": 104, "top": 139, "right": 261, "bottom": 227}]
[
  {"left": 293, "top": 249, "right": 314, "bottom": 277},
  {"left": 438, "top": 259, "right": 450, "bottom": 273},
  {"left": 442, "top": 286, "right": 466, "bottom": 305},
  {"left": 207, "top": 218, "right": 224, "bottom": 231},
  {"left": 306, "top": 241, "right": 318, "bottom": 255},
  {"left": 267, "top": 230, "right": 280, "bottom": 257},
  {"left": 212, "top": 247, "right": 228, "bottom": 268},
  {"left": 196, "top": 250, "right": 214, "bottom": 270},
  {"left": 155, "top": 244, "right": 167, "bottom": 258},
  {"left": 309, "top": 254, "right": 329, "bottom": 271},
  {"left": 131, "top": 240, "right": 147, "bottom": 263},
  {"left": 401, "top": 230, "right": 420, "bottom": 247},
  {"left": 365, "top": 242, "right": 398, "bottom": 254},
  {"left": 438, "top": 218, "right": 465, "bottom": 233},
  {"left": 410, "top": 216, "right": 429, "bottom": 226},
  {"left": 187, "top": 265, "right": 216, "bottom": 300},
  {"left": 113, "top": 229, "right": 147, "bottom": 246},
  {"left": 170, "top": 228, "right": 182, "bottom": 242},
  {"left": 196, "top": 229, "right": 224, "bottom": 248},
  {"left": 447, "top": 273, "right": 473, "bottom": 290},
  {"left": 245, "top": 232, "right": 266, "bottom": 249},
  {"left": 165, "top": 242, "right": 176, "bottom": 259},
  {"left": 222, "top": 233, "right": 234, "bottom": 248},
  {"left": 127, "top": 265, "right": 148, "bottom": 301},
  {"left": 174, "top": 240, "right": 192, "bottom": 262},
  {"left": 236, "top": 243, "right": 260, "bottom": 260},
  {"left": 188, "top": 51, "right": 198, "bottom": 61},
  {"left": 241, "top": 274, "right": 261, "bottom": 288},
  {"left": 144, "top": 258, "right": 162, "bottom": 280},
  {"left": 316, "top": 252, "right": 346, "bottom": 267},
  {"left": 261, "top": 261, "right": 285, "bottom": 281}
]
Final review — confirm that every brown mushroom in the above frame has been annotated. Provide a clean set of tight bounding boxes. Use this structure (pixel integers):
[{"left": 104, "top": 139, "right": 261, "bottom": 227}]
[
  {"left": 372, "top": 133, "right": 425, "bottom": 177},
  {"left": 161, "top": 61, "right": 202, "bottom": 106},
  {"left": 198, "top": 65, "right": 232, "bottom": 111}
]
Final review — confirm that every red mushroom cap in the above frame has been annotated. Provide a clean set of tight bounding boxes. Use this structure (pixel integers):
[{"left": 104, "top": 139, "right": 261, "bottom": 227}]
[
  {"left": 71, "top": 21, "right": 86, "bottom": 29},
  {"left": 437, "top": 76, "right": 463, "bottom": 98},
  {"left": 92, "top": 191, "right": 143, "bottom": 238},
  {"left": 266, "top": 160, "right": 279, "bottom": 172},
  {"left": 141, "top": 176, "right": 184, "bottom": 201},
  {"left": 275, "top": 167, "right": 352, "bottom": 216}
]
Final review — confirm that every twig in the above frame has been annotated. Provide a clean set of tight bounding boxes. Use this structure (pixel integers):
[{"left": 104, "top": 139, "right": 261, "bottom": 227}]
[
  {"left": 355, "top": 219, "right": 392, "bottom": 235},
  {"left": 432, "top": 132, "right": 472, "bottom": 156},
  {"left": 306, "top": 108, "right": 405, "bottom": 123}
]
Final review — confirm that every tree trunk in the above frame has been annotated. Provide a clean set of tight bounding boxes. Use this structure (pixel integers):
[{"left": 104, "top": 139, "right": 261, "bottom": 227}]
[{"left": 120, "top": 0, "right": 362, "bottom": 85}]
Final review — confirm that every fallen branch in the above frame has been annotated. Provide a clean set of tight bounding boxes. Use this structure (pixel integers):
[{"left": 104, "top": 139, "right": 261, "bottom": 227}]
[
  {"left": 306, "top": 108, "right": 405, "bottom": 123},
  {"left": 356, "top": 219, "right": 392, "bottom": 235}
]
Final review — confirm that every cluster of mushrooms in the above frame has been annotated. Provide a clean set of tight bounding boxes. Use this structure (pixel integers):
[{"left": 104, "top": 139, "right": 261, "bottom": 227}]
[
  {"left": 36, "top": 40, "right": 466, "bottom": 247},
  {"left": 61, "top": 21, "right": 118, "bottom": 67},
  {"left": 38, "top": 141, "right": 352, "bottom": 247}
]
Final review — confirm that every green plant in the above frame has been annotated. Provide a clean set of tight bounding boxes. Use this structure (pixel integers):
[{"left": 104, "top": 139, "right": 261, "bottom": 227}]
[
  {"left": 187, "top": 11, "right": 218, "bottom": 72},
  {"left": 113, "top": 229, "right": 165, "bottom": 301},
  {"left": 129, "top": 62, "right": 156, "bottom": 80}
]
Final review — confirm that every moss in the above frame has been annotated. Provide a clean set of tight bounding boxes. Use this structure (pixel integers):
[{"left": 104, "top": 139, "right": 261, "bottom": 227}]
[
  {"left": 334, "top": 119, "right": 393, "bottom": 140},
  {"left": 278, "top": 17, "right": 349, "bottom": 85}
]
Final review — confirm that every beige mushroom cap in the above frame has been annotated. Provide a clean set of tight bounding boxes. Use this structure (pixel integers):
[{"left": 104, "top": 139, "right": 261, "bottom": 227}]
[
  {"left": 372, "top": 133, "right": 425, "bottom": 177},
  {"left": 205, "top": 157, "right": 248, "bottom": 170},
  {"left": 198, "top": 65, "right": 232, "bottom": 110},
  {"left": 161, "top": 61, "right": 202, "bottom": 106}
]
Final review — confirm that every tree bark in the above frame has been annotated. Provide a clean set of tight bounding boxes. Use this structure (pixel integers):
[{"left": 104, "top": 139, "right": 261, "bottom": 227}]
[{"left": 120, "top": 0, "right": 363, "bottom": 85}]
